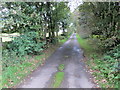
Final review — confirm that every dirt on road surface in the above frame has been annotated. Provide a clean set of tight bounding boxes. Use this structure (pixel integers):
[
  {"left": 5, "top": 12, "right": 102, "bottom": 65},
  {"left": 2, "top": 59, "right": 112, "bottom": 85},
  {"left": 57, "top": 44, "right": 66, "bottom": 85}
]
[{"left": 17, "top": 33, "right": 96, "bottom": 88}]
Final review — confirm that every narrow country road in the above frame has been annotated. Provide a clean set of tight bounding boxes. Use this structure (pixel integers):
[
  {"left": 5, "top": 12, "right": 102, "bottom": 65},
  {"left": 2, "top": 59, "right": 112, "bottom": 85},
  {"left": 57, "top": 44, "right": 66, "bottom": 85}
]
[{"left": 17, "top": 33, "right": 95, "bottom": 88}]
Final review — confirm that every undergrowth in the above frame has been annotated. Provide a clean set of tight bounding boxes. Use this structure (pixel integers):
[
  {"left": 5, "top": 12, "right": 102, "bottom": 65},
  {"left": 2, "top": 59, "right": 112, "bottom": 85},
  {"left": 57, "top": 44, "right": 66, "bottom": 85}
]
[
  {"left": 77, "top": 34, "right": 119, "bottom": 88},
  {"left": 2, "top": 55, "right": 45, "bottom": 88},
  {"left": 76, "top": 34, "right": 97, "bottom": 57}
]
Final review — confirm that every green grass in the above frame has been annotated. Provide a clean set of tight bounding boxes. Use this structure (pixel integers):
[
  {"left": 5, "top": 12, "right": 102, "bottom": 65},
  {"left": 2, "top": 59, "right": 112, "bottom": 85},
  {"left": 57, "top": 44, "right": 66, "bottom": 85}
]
[
  {"left": 2, "top": 42, "right": 60, "bottom": 88},
  {"left": 77, "top": 33, "right": 119, "bottom": 88},
  {"left": 52, "top": 64, "right": 65, "bottom": 88},
  {"left": 58, "top": 64, "right": 65, "bottom": 71},
  {"left": 53, "top": 72, "right": 64, "bottom": 88},
  {"left": 59, "top": 39, "right": 67, "bottom": 44},
  {"left": 59, "top": 36, "right": 68, "bottom": 44},
  {"left": 2, "top": 55, "right": 45, "bottom": 88},
  {"left": 76, "top": 34, "right": 96, "bottom": 57},
  {"left": 59, "top": 34, "right": 71, "bottom": 44}
]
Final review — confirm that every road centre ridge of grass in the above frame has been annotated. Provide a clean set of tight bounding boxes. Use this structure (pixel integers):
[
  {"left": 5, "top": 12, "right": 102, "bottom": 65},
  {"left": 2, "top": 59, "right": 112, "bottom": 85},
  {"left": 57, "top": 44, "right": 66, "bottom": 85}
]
[
  {"left": 53, "top": 72, "right": 64, "bottom": 88},
  {"left": 58, "top": 64, "right": 65, "bottom": 71},
  {"left": 52, "top": 64, "right": 65, "bottom": 88}
]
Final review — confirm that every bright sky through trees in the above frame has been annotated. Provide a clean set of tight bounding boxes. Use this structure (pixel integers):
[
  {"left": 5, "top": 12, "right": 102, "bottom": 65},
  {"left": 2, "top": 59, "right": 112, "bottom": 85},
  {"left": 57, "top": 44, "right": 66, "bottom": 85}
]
[
  {"left": 68, "top": 0, "right": 83, "bottom": 12},
  {"left": 55, "top": 0, "right": 83, "bottom": 12}
]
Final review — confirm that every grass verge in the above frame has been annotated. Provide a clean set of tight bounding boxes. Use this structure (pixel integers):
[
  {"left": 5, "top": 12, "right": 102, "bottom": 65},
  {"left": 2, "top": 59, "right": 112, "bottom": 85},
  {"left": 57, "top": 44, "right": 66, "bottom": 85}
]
[
  {"left": 2, "top": 44, "right": 61, "bottom": 88},
  {"left": 59, "top": 38, "right": 67, "bottom": 44},
  {"left": 76, "top": 34, "right": 96, "bottom": 57},
  {"left": 2, "top": 54, "right": 45, "bottom": 88},
  {"left": 76, "top": 34, "right": 118, "bottom": 88},
  {"left": 59, "top": 34, "right": 71, "bottom": 44}
]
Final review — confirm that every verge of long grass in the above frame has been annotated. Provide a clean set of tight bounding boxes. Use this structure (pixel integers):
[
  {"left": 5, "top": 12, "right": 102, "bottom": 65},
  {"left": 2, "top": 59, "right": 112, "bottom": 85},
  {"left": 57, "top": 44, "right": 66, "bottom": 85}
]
[{"left": 76, "top": 34, "right": 96, "bottom": 57}]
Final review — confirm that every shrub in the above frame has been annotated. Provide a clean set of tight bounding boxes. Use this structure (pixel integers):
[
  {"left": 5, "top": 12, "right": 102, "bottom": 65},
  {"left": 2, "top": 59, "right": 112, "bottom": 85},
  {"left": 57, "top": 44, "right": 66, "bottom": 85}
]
[
  {"left": 2, "top": 50, "right": 26, "bottom": 71},
  {"left": 2, "top": 31, "right": 46, "bottom": 71},
  {"left": 107, "top": 44, "right": 120, "bottom": 59},
  {"left": 8, "top": 31, "right": 46, "bottom": 56},
  {"left": 91, "top": 44, "right": 120, "bottom": 88}
]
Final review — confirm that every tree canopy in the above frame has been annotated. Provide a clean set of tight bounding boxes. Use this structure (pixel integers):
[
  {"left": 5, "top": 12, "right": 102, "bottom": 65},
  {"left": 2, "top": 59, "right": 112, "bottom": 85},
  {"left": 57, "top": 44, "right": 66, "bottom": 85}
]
[
  {"left": 78, "top": 2, "right": 120, "bottom": 51},
  {"left": 2, "top": 2, "right": 71, "bottom": 43}
]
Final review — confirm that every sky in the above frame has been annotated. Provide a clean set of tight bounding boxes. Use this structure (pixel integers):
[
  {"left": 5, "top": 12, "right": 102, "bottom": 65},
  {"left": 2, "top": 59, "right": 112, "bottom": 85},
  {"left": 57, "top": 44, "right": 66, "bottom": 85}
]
[
  {"left": 67, "top": 0, "right": 83, "bottom": 12},
  {"left": 56, "top": 0, "right": 83, "bottom": 12}
]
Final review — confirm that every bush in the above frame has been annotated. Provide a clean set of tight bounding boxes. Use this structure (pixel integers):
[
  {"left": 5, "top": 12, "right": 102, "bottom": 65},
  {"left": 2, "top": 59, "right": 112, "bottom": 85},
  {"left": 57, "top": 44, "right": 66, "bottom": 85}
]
[
  {"left": 8, "top": 31, "right": 46, "bottom": 56},
  {"left": 107, "top": 44, "right": 120, "bottom": 59},
  {"left": 2, "top": 31, "right": 46, "bottom": 71},
  {"left": 103, "top": 45, "right": 119, "bottom": 87},
  {"left": 91, "top": 44, "right": 120, "bottom": 88},
  {"left": 2, "top": 50, "right": 26, "bottom": 71}
]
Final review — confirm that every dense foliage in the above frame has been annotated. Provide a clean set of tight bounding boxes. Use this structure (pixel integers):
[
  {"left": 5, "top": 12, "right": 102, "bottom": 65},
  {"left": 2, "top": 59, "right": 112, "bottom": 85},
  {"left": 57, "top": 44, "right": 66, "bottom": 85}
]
[
  {"left": 2, "top": 2, "right": 70, "bottom": 43},
  {"left": 2, "top": 2, "right": 70, "bottom": 57},
  {"left": 79, "top": 2, "right": 120, "bottom": 51},
  {"left": 78, "top": 2, "right": 120, "bottom": 88},
  {"left": 89, "top": 46, "right": 119, "bottom": 88},
  {"left": 8, "top": 31, "right": 45, "bottom": 55}
]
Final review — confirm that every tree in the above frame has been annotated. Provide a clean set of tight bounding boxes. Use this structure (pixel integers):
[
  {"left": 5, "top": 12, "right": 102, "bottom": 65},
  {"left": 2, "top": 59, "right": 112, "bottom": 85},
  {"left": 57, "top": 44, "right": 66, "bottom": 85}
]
[
  {"left": 2, "top": 2, "right": 71, "bottom": 44},
  {"left": 78, "top": 2, "right": 120, "bottom": 51}
]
